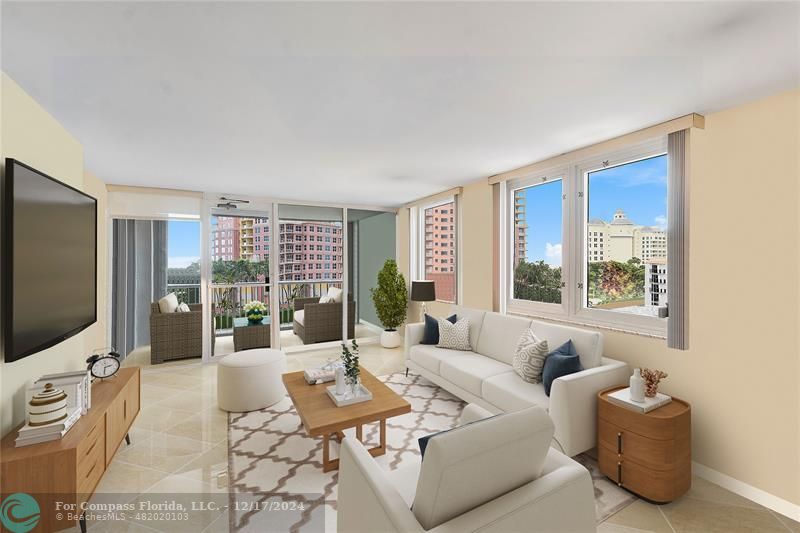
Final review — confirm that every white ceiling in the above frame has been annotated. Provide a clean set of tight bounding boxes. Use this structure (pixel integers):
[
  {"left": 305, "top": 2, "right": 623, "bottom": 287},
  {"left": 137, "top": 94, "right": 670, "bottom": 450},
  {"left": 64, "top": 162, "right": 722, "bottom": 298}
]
[{"left": 2, "top": 2, "right": 798, "bottom": 207}]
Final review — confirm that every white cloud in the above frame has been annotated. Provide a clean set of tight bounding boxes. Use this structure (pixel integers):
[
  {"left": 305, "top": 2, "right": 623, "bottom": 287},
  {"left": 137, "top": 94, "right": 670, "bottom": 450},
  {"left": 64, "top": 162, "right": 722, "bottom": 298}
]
[
  {"left": 654, "top": 215, "right": 667, "bottom": 231},
  {"left": 545, "top": 242, "right": 562, "bottom": 267},
  {"left": 169, "top": 256, "right": 200, "bottom": 268}
]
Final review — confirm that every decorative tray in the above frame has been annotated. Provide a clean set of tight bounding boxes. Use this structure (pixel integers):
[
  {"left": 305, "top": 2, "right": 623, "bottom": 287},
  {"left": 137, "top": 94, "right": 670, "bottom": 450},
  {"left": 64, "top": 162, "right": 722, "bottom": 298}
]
[{"left": 326, "top": 384, "right": 373, "bottom": 407}]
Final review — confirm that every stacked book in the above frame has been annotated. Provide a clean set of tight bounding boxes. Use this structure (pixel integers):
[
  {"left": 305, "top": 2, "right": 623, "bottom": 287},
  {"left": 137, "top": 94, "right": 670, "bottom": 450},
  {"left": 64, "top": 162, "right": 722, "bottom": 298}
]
[
  {"left": 16, "top": 370, "right": 92, "bottom": 447},
  {"left": 304, "top": 362, "right": 342, "bottom": 385},
  {"left": 15, "top": 406, "right": 82, "bottom": 447},
  {"left": 608, "top": 387, "right": 672, "bottom": 413}
]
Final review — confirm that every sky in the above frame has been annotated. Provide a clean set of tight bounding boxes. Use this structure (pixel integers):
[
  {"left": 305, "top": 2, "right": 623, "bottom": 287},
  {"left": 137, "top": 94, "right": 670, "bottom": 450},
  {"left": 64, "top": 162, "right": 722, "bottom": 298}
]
[
  {"left": 523, "top": 154, "right": 668, "bottom": 266},
  {"left": 168, "top": 220, "right": 201, "bottom": 267}
]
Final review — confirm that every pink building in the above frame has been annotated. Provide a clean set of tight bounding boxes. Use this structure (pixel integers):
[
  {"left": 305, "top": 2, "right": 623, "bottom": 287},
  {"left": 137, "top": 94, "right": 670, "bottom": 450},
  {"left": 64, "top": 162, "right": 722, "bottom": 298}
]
[
  {"left": 424, "top": 202, "right": 456, "bottom": 302},
  {"left": 212, "top": 216, "right": 343, "bottom": 282},
  {"left": 211, "top": 216, "right": 241, "bottom": 260}
]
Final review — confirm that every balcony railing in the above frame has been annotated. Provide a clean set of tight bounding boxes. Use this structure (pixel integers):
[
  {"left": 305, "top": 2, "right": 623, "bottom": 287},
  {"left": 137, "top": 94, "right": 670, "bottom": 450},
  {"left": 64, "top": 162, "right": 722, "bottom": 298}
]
[
  {"left": 167, "top": 283, "right": 202, "bottom": 305},
  {"left": 175, "top": 280, "right": 346, "bottom": 335}
]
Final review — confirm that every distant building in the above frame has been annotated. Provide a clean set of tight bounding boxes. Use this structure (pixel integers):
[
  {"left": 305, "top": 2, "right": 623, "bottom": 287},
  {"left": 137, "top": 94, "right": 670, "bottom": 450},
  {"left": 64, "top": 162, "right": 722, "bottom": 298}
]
[
  {"left": 212, "top": 217, "right": 344, "bottom": 282},
  {"left": 587, "top": 209, "right": 666, "bottom": 263},
  {"left": 424, "top": 201, "right": 456, "bottom": 302},
  {"left": 513, "top": 190, "right": 528, "bottom": 266},
  {"left": 645, "top": 258, "right": 668, "bottom": 308}
]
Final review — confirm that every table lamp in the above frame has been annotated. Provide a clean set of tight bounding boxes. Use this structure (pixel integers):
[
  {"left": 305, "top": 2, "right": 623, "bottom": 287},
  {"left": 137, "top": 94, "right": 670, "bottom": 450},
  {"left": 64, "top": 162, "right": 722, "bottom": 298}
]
[{"left": 411, "top": 280, "right": 436, "bottom": 321}]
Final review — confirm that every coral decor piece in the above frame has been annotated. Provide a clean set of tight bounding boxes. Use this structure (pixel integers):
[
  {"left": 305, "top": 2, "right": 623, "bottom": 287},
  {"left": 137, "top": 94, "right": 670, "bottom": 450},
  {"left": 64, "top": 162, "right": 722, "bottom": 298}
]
[{"left": 641, "top": 368, "right": 668, "bottom": 397}]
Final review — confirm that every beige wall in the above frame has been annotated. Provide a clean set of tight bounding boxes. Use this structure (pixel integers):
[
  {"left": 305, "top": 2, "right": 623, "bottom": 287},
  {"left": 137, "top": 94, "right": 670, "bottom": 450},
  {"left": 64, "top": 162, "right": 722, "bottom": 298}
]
[
  {"left": 400, "top": 181, "right": 494, "bottom": 321},
  {"left": 397, "top": 89, "right": 800, "bottom": 506},
  {"left": 0, "top": 73, "right": 108, "bottom": 436}
]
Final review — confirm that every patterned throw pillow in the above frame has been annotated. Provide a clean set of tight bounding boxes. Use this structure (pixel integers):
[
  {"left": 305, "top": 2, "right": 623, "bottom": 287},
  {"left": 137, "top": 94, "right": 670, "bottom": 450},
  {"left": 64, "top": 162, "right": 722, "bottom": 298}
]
[
  {"left": 512, "top": 329, "right": 549, "bottom": 383},
  {"left": 437, "top": 317, "right": 471, "bottom": 351}
]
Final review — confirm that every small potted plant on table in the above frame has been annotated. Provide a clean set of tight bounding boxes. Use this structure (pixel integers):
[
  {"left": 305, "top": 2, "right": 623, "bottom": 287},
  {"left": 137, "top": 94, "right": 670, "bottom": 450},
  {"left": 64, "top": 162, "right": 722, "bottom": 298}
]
[
  {"left": 370, "top": 259, "right": 408, "bottom": 349},
  {"left": 243, "top": 300, "right": 267, "bottom": 325}
]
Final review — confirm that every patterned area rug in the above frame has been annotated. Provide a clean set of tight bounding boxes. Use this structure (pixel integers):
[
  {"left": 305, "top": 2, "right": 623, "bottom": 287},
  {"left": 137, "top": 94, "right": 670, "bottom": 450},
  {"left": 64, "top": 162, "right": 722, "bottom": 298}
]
[{"left": 228, "top": 372, "right": 636, "bottom": 532}]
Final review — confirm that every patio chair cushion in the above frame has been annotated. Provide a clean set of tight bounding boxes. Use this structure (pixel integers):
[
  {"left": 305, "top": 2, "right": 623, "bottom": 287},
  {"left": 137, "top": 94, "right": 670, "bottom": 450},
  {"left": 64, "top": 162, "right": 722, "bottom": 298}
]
[{"left": 158, "top": 293, "right": 179, "bottom": 314}]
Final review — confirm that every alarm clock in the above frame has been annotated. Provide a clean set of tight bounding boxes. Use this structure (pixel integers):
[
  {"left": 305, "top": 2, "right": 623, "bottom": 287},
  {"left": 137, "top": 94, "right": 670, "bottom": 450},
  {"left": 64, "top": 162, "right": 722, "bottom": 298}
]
[{"left": 86, "top": 348, "right": 122, "bottom": 380}]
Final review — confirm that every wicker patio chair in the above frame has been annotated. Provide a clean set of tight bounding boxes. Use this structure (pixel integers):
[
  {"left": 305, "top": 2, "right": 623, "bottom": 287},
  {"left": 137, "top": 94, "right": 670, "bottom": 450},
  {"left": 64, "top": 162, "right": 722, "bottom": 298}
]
[
  {"left": 149, "top": 302, "right": 203, "bottom": 364},
  {"left": 292, "top": 296, "right": 355, "bottom": 344}
]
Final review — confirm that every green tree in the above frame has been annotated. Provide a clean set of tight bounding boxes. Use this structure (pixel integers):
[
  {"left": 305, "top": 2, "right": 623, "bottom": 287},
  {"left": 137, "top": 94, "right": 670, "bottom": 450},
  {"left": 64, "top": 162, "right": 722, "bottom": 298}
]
[{"left": 513, "top": 260, "right": 562, "bottom": 304}]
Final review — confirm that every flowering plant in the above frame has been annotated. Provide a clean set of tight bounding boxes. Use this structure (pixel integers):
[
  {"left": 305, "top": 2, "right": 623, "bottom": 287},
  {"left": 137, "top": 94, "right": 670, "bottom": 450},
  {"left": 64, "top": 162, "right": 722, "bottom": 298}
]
[
  {"left": 243, "top": 300, "right": 267, "bottom": 314},
  {"left": 244, "top": 300, "right": 267, "bottom": 323}
]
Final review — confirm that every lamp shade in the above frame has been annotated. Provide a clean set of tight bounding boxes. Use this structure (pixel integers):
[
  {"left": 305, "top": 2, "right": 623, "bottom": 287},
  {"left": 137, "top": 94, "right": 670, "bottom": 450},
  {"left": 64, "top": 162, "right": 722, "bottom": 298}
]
[{"left": 411, "top": 280, "right": 436, "bottom": 302}]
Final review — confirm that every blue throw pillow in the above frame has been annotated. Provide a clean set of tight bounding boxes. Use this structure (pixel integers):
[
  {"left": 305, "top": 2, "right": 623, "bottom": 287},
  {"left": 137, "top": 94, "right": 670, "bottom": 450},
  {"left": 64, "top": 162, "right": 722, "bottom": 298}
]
[
  {"left": 542, "top": 340, "right": 583, "bottom": 396},
  {"left": 418, "top": 413, "right": 500, "bottom": 459},
  {"left": 421, "top": 314, "right": 457, "bottom": 345}
]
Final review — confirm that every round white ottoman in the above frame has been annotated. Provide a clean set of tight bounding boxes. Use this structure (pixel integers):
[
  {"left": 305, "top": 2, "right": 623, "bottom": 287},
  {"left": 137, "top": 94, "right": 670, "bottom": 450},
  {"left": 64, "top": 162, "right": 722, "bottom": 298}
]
[{"left": 217, "top": 349, "right": 287, "bottom": 412}]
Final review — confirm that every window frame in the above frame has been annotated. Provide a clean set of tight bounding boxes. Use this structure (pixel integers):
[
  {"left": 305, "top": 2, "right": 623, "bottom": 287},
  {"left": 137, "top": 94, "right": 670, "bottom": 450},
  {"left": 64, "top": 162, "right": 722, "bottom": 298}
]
[
  {"left": 414, "top": 195, "right": 460, "bottom": 304},
  {"left": 502, "top": 137, "right": 668, "bottom": 337}
]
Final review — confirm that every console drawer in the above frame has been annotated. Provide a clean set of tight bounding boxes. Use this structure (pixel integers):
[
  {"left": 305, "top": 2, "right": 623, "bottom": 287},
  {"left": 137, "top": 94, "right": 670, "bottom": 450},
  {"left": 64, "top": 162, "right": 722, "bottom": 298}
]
[{"left": 77, "top": 438, "right": 105, "bottom": 496}]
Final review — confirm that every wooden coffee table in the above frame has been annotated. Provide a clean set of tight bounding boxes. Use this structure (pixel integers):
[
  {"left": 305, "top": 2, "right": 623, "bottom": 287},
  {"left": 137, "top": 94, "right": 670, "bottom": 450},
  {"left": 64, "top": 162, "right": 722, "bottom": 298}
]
[{"left": 282, "top": 369, "right": 411, "bottom": 472}]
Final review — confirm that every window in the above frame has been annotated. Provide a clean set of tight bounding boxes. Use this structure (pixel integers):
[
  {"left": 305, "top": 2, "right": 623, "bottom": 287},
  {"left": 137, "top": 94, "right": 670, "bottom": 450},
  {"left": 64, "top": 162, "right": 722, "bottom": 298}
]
[
  {"left": 511, "top": 177, "right": 563, "bottom": 305},
  {"left": 415, "top": 197, "right": 458, "bottom": 303},
  {"left": 582, "top": 150, "right": 667, "bottom": 321},
  {"left": 503, "top": 138, "right": 668, "bottom": 336}
]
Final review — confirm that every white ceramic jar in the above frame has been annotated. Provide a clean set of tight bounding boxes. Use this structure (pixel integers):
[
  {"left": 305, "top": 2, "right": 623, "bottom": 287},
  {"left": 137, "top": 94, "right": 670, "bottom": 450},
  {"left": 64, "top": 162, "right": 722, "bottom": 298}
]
[{"left": 28, "top": 383, "right": 68, "bottom": 426}]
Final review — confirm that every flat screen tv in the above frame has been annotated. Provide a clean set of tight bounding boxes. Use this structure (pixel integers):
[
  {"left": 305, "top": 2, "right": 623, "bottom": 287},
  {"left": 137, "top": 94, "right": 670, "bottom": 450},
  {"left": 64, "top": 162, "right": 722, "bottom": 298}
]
[{"left": 2, "top": 158, "right": 97, "bottom": 362}]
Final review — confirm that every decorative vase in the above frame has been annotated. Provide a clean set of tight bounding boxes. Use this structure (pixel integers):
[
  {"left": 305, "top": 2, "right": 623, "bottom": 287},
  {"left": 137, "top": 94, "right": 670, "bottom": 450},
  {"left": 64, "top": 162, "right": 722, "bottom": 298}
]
[
  {"left": 335, "top": 367, "right": 345, "bottom": 395},
  {"left": 380, "top": 329, "right": 402, "bottom": 349},
  {"left": 345, "top": 375, "right": 360, "bottom": 397},
  {"left": 629, "top": 368, "right": 645, "bottom": 403},
  {"left": 29, "top": 383, "right": 68, "bottom": 426}
]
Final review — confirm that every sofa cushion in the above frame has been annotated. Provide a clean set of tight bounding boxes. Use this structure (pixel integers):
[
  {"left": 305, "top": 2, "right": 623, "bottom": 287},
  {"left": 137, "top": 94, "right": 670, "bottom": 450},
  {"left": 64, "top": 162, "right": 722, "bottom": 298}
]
[
  {"left": 512, "top": 329, "right": 549, "bottom": 384},
  {"left": 475, "top": 312, "right": 533, "bottom": 365},
  {"left": 482, "top": 372, "right": 550, "bottom": 412},
  {"left": 530, "top": 319, "right": 602, "bottom": 369},
  {"left": 450, "top": 305, "right": 486, "bottom": 350},
  {"left": 421, "top": 313, "right": 456, "bottom": 345},
  {"left": 412, "top": 406, "right": 555, "bottom": 530},
  {"left": 437, "top": 317, "right": 471, "bottom": 351},
  {"left": 440, "top": 354, "right": 513, "bottom": 396},
  {"left": 542, "top": 342, "right": 583, "bottom": 396},
  {"left": 294, "top": 309, "right": 305, "bottom": 326},
  {"left": 158, "top": 293, "right": 179, "bottom": 314},
  {"left": 409, "top": 345, "right": 466, "bottom": 375}
]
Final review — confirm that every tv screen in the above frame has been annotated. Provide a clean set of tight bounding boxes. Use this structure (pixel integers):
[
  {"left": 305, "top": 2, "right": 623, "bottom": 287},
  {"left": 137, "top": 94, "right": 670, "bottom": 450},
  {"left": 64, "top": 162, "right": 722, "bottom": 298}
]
[{"left": 3, "top": 159, "right": 97, "bottom": 362}]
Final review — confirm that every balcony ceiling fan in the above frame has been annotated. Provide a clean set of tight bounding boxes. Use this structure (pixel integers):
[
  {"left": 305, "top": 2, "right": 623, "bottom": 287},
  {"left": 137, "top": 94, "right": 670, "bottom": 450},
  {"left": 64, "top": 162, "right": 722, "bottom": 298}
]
[{"left": 216, "top": 196, "right": 250, "bottom": 209}]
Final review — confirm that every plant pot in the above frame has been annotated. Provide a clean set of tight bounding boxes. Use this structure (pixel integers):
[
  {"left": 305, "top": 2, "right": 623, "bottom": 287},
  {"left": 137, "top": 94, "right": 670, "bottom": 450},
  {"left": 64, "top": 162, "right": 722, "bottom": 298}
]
[{"left": 380, "top": 329, "right": 402, "bottom": 349}]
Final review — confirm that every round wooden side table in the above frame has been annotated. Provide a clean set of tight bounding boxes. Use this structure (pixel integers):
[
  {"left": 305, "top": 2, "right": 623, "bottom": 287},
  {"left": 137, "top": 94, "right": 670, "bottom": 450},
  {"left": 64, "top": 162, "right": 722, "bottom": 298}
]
[{"left": 597, "top": 386, "right": 691, "bottom": 503}]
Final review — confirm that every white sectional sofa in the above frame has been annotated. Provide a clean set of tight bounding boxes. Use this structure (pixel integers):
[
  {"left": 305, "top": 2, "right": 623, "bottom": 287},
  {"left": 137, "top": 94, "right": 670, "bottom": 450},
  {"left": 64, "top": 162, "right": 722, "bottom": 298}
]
[{"left": 405, "top": 305, "right": 629, "bottom": 457}]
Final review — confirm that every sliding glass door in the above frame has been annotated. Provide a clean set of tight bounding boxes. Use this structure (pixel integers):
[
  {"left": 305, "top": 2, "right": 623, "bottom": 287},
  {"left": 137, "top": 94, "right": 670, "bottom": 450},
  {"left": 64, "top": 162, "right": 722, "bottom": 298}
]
[
  {"left": 348, "top": 209, "right": 397, "bottom": 345},
  {"left": 277, "top": 205, "right": 346, "bottom": 348},
  {"left": 210, "top": 212, "right": 271, "bottom": 356}
]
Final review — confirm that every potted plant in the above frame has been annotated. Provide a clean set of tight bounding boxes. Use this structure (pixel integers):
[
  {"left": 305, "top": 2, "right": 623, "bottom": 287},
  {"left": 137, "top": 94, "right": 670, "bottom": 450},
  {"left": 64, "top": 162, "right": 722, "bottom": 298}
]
[
  {"left": 243, "top": 300, "right": 267, "bottom": 325},
  {"left": 370, "top": 259, "right": 408, "bottom": 348}
]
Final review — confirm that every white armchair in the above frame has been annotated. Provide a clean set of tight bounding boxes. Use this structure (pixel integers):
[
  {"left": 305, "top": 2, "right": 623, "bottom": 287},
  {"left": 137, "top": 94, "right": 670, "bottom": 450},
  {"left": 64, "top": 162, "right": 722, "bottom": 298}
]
[{"left": 338, "top": 406, "right": 596, "bottom": 533}]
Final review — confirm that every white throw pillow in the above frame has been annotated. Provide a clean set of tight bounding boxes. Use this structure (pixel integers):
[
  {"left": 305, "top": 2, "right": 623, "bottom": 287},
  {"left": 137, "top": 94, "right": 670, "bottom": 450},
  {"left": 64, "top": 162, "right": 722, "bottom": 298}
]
[
  {"left": 318, "top": 295, "right": 333, "bottom": 304},
  {"left": 513, "top": 329, "right": 549, "bottom": 384},
  {"left": 158, "top": 293, "right": 179, "bottom": 314},
  {"left": 326, "top": 286, "right": 344, "bottom": 303},
  {"left": 437, "top": 317, "right": 471, "bottom": 351},
  {"left": 176, "top": 302, "right": 191, "bottom": 313}
]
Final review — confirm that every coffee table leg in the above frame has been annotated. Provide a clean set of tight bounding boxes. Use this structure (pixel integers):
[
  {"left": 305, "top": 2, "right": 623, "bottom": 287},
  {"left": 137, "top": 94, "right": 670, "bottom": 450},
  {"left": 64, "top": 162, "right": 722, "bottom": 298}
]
[{"left": 379, "top": 418, "right": 386, "bottom": 454}]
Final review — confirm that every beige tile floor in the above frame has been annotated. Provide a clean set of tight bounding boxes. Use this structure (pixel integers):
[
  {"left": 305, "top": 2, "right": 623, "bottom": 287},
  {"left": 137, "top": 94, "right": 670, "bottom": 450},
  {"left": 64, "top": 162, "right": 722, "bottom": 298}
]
[{"left": 83, "top": 343, "right": 798, "bottom": 533}]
